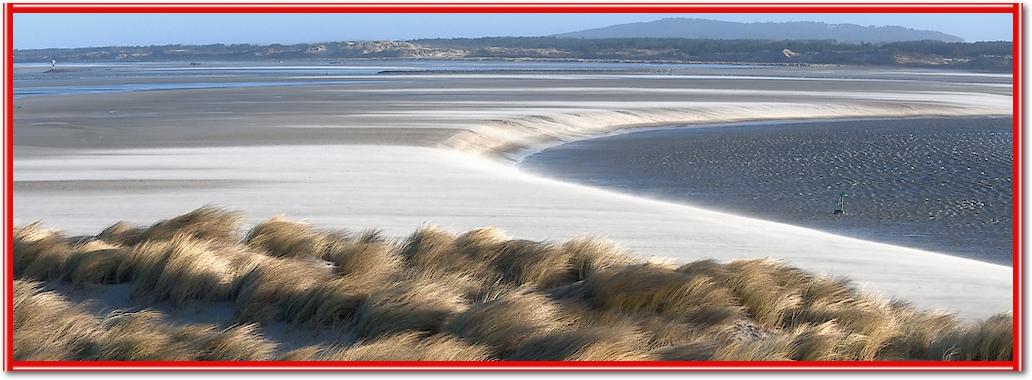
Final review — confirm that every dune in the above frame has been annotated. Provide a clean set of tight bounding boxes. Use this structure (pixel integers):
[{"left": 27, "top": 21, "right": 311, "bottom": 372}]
[{"left": 12, "top": 210, "right": 1013, "bottom": 361}]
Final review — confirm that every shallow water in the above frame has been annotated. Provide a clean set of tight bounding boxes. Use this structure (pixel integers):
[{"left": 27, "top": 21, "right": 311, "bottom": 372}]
[{"left": 522, "top": 117, "right": 1014, "bottom": 265}]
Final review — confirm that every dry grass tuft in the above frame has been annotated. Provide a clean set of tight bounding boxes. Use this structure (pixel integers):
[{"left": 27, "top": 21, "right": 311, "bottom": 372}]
[
  {"left": 400, "top": 225, "right": 458, "bottom": 270},
  {"left": 118, "top": 236, "right": 258, "bottom": 306},
  {"left": 245, "top": 216, "right": 325, "bottom": 259},
  {"left": 279, "top": 345, "right": 330, "bottom": 361},
  {"left": 938, "top": 314, "right": 1014, "bottom": 361},
  {"left": 492, "top": 240, "right": 575, "bottom": 288},
  {"left": 13, "top": 280, "right": 99, "bottom": 360},
  {"left": 14, "top": 223, "right": 71, "bottom": 281},
  {"left": 584, "top": 264, "right": 742, "bottom": 325},
  {"left": 329, "top": 331, "right": 494, "bottom": 361},
  {"left": 234, "top": 256, "right": 335, "bottom": 323},
  {"left": 445, "top": 288, "right": 571, "bottom": 356},
  {"left": 14, "top": 280, "right": 277, "bottom": 361},
  {"left": 286, "top": 274, "right": 389, "bottom": 327},
  {"left": 721, "top": 259, "right": 802, "bottom": 328},
  {"left": 63, "top": 241, "right": 128, "bottom": 285},
  {"left": 197, "top": 324, "right": 278, "bottom": 361},
  {"left": 508, "top": 325, "right": 654, "bottom": 361},
  {"left": 81, "top": 310, "right": 198, "bottom": 360},
  {"left": 561, "top": 237, "right": 637, "bottom": 281},
  {"left": 97, "top": 221, "right": 146, "bottom": 246},
  {"left": 351, "top": 277, "right": 469, "bottom": 339},
  {"left": 138, "top": 206, "right": 242, "bottom": 244},
  {"left": 323, "top": 239, "right": 404, "bottom": 277}
]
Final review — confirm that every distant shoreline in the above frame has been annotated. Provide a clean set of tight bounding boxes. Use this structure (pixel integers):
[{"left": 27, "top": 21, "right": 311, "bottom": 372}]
[
  {"left": 14, "top": 37, "right": 1013, "bottom": 72},
  {"left": 12, "top": 57, "right": 1010, "bottom": 74}
]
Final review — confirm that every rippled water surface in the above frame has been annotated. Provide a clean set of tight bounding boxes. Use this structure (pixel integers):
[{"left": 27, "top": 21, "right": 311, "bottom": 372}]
[{"left": 522, "top": 117, "right": 1014, "bottom": 265}]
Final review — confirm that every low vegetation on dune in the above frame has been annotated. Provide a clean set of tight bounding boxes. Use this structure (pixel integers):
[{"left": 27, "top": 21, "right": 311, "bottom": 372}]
[{"left": 13, "top": 207, "right": 1014, "bottom": 362}]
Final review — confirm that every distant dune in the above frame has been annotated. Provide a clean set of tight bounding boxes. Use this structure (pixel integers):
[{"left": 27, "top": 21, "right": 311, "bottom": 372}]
[{"left": 555, "top": 18, "right": 965, "bottom": 43}]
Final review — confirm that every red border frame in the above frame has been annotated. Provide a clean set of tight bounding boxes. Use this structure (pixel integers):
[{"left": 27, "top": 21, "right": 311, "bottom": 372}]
[{"left": 1, "top": 2, "right": 1023, "bottom": 372}]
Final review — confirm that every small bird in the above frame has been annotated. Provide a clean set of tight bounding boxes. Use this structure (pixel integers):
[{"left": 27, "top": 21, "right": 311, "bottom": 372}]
[{"left": 833, "top": 192, "right": 847, "bottom": 215}]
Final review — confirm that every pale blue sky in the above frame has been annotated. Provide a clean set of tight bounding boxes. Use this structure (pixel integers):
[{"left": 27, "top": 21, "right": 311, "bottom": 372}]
[{"left": 14, "top": 13, "right": 1013, "bottom": 49}]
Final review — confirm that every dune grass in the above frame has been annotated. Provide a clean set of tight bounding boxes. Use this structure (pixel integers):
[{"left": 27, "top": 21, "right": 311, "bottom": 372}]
[
  {"left": 13, "top": 280, "right": 277, "bottom": 361},
  {"left": 13, "top": 207, "right": 1014, "bottom": 362}
]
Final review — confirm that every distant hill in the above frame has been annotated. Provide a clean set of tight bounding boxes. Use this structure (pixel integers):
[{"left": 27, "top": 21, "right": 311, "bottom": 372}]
[{"left": 555, "top": 18, "right": 965, "bottom": 43}]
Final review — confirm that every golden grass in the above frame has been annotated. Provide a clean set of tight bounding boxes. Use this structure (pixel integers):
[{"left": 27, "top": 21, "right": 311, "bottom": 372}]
[
  {"left": 350, "top": 277, "right": 469, "bottom": 339},
  {"left": 322, "top": 238, "right": 404, "bottom": 277},
  {"left": 118, "top": 235, "right": 259, "bottom": 306},
  {"left": 62, "top": 240, "right": 127, "bottom": 284},
  {"left": 138, "top": 206, "right": 242, "bottom": 244},
  {"left": 328, "top": 331, "right": 494, "bottom": 361},
  {"left": 508, "top": 325, "right": 655, "bottom": 361},
  {"left": 13, "top": 207, "right": 1014, "bottom": 362},
  {"left": 14, "top": 223, "right": 71, "bottom": 281},
  {"left": 97, "top": 221, "right": 145, "bottom": 246},
  {"left": 233, "top": 255, "right": 335, "bottom": 323},
  {"left": 245, "top": 216, "right": 325, "bottom": 259},
  {"left": 13, "top": 280, "right": 277, "bottom": 361},
  {"left": 285, "top": 274, "right": 385, "bottom": 327},
  {"left": 445, "top": 288, "right": 571, "bottom": 356},
  {"left": 584, "top": 264, "right": 743, "bottom": 325},
  {"left": 492, "top": 240, "right": 574, "bottom": 288}
]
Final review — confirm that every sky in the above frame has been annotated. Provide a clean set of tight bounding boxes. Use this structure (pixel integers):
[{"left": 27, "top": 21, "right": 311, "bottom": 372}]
[{"left": 14, "top": 13, "right": 1014, "bottom": 49}]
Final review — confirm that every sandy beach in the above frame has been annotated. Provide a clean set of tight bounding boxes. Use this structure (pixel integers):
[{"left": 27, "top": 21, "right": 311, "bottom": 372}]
[{"left": 13, "top": 63, "right": 1013, "bottom": 321}]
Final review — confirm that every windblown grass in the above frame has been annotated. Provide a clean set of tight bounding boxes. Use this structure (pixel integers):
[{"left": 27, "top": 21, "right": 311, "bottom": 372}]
[
  {"left": 14, "top": 223, "right": 71, "bottom": 281},
  {"left": 13, "top": 280, "right": 277, "bottom": 361},
  {"left": 63, "top": 240, "right": 126, "bottom": 284},
  {"left": 445, "top": 288, "right": 571, "bottom": 356},
  {"left": 13, "top": 207, "right": 1014, "bottom": 362},
  {"left": 350, "top": 277, "right": 469, "bottom": 339},
  {"left": 327, "top": 331, "right": 494, "bottom": 361},
  {"left": 245, "top": 216, "right": 326, "bottom": 259},
  {"left": 508, "top": 324, "right": 655, "bottom": 361},
  {"left": 118, "top": 235, "right": 259, "bottom": 306}
]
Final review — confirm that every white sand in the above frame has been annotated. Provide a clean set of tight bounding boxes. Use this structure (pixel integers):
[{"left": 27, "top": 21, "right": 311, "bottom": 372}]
[{"left": 13, "top": 68, "right": 1014, "bottom": 320}]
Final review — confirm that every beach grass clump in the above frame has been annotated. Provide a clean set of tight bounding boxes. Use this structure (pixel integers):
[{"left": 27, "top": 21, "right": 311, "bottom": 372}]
[
  {"left": 720, "top": 259, "right": 803, "bottom": 328},
  {"left": 278, "top": 345, "right": 330, "bottom": 361},
  {"left": 508, "top": 325, "right": 654, "bottom": 361},
  {"left": 13, "top": 280, "right": 99, "bottom": 360},
  {"left": 561, "top": 237, "right": 637, "bottom": 281},
  {"left": 80, "top": 310, "right": 199, "bottom": 361},
  {"left": 328, "top": 331, "right": 494, "bottom": 361},
  {"left": 62, "top": 240, "right": 128, "bottom": 285},
  {"left": 285, "top": 274, "right": 388, "bottom": 327},
  {"left": 13, "top": 280, "right": 278, "bottom": 361},
  {"left": 350, "top": 277, "right": 469, "bottom": 339},
  {"left": 12, "top": 208, "right": 1014, "bottom": 362},
  {"left": 137, "top": 206, "right": 242, "bottom": 244},
  {"left": 937, "top": 314, "right": 1014, "bottom": 361},
  {"left": 117, "top": 235, "right": 258, "bottom": 306},
  {"left": 322, "top": 238, "right": 405, "bottom": 278},
  {"left": 445, "top": 287, "right": 571, "bottom": 356},
  {"left": 492, "top": 240, "right": 576, "bottom": 289},
  {"left": 233, "top": 255, "right": 335, "bottom": 323},
  {"left": 584, "top": 264, "right": 742, "bottom": 325},
  {"left": 97, "top": 221, "right": 146, "bottom": 246},
  {"left": 245, "top": 216, "right": 326, "bottom": 259},
  {"left": 14, "top": 223, "right": 71, "bottom": 281},
  {"left": 196, "top": 324, "right": 278, "bottom": 361}
]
